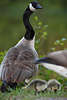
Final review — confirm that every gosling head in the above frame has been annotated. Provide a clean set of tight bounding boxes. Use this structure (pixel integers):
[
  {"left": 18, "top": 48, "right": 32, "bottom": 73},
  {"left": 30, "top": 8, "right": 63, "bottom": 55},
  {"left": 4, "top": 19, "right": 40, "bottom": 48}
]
[{"left": 29, "top": 1, "right": 42, "bottom": 12}]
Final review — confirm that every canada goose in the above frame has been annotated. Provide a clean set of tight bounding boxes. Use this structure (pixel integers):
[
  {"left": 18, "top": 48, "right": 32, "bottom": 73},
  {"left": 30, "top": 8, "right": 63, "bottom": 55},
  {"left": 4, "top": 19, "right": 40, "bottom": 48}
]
[
  {"left": 0, "top": 1, "right": 42, "bottom": 92},
  {"left": 35, "top": 50, "right": 67, "bottom": 78},
  {"left": 22, "top": 79, "right": 47, "bottom": 94},
  {"left": 47, "top": 79, "right": 61, "bottom": 92},
  {"left": 22, "top": 79, "right": 61, "bottom": 94}
]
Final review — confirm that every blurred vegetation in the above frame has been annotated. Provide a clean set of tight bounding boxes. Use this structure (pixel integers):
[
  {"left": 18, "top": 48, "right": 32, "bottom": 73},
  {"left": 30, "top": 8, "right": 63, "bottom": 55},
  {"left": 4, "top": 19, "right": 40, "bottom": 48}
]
[
  {"left": 0, "top": 0, "right": 67, "bottom": 56},
  {"left": 0, "top": 0, "right": 67, "bottom": 99}
]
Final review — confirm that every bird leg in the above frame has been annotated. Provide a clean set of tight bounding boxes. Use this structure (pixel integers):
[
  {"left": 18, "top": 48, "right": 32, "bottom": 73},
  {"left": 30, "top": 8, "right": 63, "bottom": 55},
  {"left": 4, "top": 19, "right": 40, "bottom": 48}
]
[
  {"left": 0, "top": 80, "right": 9, "bottom": 92},
  {"left": 7, "top": 82, "right": 17, "bottom": 89}
]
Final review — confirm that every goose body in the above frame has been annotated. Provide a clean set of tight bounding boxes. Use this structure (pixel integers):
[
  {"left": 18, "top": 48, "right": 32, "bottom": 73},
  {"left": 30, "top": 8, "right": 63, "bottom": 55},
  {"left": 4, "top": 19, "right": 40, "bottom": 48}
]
[
  {"left": 47, "top": 79, "right": 61, "bottom": 92},
  {"left": 0, "top": 1, "right": 42, "bottom": 92},
  {"left": 22, "top": 79, "right": 47, "bottom": 93},
  {"left": 0, "top": 38, "right": 38, "bottom": 83},
  {"left": 35, "top": 50, "right": 67, "bottom": 78},
  {"left": 22, "top": 79, "right": 61, "bottom": 93}
]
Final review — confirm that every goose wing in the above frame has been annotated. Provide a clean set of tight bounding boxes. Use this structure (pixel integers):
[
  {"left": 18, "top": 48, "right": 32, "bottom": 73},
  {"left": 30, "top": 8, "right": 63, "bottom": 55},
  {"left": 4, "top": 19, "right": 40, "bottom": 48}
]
[
  {"left": 34, "top": 50, "right": 67, "bottom": 77},
  {"left": 0, "top": 47, "right": 19, "bottom": 82},
  {"left": 47, "top": 50, "right": 67, "bottom": 67},
  {"left": 0, "top": 47, "right": 37, "bottom": 83}
]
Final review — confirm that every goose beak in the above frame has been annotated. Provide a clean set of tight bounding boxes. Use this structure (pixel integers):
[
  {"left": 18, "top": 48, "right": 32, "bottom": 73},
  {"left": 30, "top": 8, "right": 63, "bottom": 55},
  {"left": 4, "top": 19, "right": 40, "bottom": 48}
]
[{"left": 36, "top": 4, "right": 42, "bottom": 9}]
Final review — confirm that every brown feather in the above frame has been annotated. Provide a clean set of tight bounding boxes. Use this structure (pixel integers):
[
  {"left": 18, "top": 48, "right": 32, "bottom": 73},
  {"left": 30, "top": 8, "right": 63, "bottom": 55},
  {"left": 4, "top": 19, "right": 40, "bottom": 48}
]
[
  {"left": 1, "top": 45, "right": 38, "bottom": 83},
  {"left": 48, "top": 50, "right": 67, "bottom": 67}
]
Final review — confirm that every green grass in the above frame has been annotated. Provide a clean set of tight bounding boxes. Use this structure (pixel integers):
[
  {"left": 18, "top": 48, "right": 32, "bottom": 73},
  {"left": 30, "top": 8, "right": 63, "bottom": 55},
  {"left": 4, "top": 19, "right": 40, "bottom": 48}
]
[{"left": 0, "top": 88, "right": 67, "bottom": 100}]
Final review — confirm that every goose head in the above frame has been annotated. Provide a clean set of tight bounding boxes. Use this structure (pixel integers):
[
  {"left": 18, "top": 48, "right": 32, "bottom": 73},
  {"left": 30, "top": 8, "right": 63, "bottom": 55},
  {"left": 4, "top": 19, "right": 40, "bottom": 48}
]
[
  {"left": 29, "top": 1, "right": 42, "bottom": 12},
  {"left": 23, "top": 1, "right": 42, "bottom": 40}
]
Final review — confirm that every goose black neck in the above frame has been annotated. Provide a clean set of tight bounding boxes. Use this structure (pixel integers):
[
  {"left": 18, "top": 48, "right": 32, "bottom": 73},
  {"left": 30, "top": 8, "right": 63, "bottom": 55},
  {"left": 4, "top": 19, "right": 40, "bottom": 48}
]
[{"left": 23, "top": 7, "right": 35, "bottom": 40}]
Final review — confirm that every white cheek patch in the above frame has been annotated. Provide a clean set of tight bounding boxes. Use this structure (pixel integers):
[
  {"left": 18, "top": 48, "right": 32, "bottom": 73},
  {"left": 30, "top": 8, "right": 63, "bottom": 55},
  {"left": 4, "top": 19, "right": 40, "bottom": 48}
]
[{"left": 29, "top": 3, "right": 36, "bottom": 11}]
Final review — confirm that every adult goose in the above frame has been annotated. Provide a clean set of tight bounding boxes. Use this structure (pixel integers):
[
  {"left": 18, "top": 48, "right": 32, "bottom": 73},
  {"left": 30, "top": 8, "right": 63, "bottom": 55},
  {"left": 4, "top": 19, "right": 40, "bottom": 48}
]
[
  {"left": 0, "top": 1, "right": 42, "bottom": 92},
  {"left": 35, "top": 50, "right": 67, "bottom": 78}
]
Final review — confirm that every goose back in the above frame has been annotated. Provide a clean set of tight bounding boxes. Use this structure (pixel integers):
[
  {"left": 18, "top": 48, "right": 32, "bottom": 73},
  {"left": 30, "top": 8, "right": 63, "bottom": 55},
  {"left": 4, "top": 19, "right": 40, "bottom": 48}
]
[{"left": 0, "top": 44, "right": 38, "bottom": 83}]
